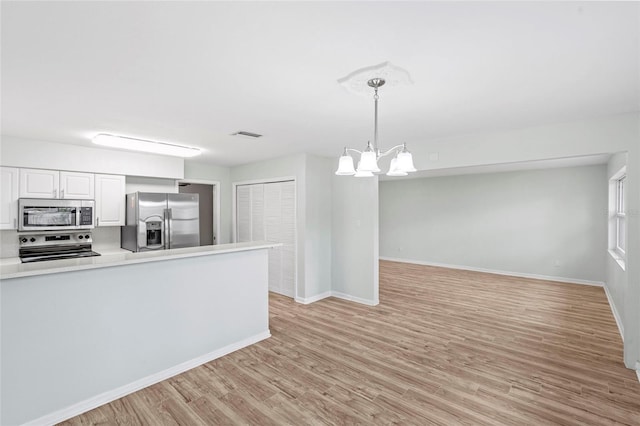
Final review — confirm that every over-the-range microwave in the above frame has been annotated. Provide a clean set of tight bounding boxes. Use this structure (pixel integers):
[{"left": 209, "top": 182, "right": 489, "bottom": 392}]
[{"left": 18, "top": 198, "right": 95, "bottom": 232}]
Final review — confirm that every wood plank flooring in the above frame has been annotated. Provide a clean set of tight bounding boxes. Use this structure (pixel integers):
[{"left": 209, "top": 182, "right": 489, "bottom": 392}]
[{"left": 61, "top": 261, "right": 640, "bottom": 425}]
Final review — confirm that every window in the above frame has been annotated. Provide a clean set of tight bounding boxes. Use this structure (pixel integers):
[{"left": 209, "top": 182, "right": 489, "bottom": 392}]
[
  {"left": 609, "top": 167, "right": 626, "bottom": 269},
  {"left": 615, "top": 175, "right": 626, "bottom": 255}
]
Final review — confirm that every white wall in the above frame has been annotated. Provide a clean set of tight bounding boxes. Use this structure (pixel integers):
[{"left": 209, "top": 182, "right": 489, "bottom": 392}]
[
  {"left": 125, "top": 176, "right": 177, "bottom": 194},
  {"left": 380, "top": 165, "right": 607, "bottom": 283},
  {"left": 304, "top": 155, "right": 333, "bottom": 298},
  {"left": 0, "top": 135, "right": 184, "bottom": 179},
  {"left": 606, "top": 152, "right": 629, "bottom": 336},
  {"left": 331, "top": 175, "right": 379, "bottom": 305}
]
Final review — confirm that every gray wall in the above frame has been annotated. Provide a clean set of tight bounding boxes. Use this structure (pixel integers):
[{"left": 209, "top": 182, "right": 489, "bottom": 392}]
[
  {"left": 179, "top": 183, "right": 214, "bottom": 245},
  {"left": 380, "top": 165, "right": 607, "bottom": 283}
]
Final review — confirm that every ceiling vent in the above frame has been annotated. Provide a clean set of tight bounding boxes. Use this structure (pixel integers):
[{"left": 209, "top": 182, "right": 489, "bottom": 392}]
[{"left": 232, "top": 131, "right": 263, "bottom": 138}]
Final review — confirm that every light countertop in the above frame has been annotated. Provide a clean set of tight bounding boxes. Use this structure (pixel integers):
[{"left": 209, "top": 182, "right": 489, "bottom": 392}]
[{"left": 0, "top": 241, "right": 280, "bottom": 280}]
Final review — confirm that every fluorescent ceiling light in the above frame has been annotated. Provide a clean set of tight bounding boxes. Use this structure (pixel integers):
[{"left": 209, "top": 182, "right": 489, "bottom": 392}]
[{"left": 92, "top": 134, "right": 201, "bottom": 157}]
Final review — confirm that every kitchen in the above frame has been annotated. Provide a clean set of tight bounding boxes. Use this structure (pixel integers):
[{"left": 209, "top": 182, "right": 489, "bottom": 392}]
[{"left": 2, "top": 1, "right": 639, "bottom": 425}]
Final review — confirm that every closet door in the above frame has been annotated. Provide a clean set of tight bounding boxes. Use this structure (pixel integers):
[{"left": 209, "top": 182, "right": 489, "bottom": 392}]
[
  {"left": 236, "top": 185, "right": 252, "bottom": 242},
  {"left": 251, "top": 184, "right": 265, "bottom": 240},
  {"left": 279, "top": 181, "right": 296, "bottom": 298},
  {"left": 236, "top": 180, "right": 296, "bottom": 298},
  {"left": 264, "top": 183, "right": 283, "bottom": 295}
]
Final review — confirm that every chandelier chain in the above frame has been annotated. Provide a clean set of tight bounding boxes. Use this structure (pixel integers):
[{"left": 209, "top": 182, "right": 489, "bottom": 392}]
[{"left": 373, "top": 87, "right": 379, "bottom": 152}]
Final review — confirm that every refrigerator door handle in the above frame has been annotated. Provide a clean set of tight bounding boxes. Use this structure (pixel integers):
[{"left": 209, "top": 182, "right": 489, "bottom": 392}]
[
  {"left": 163, "top": 208, "right": 169, "bottom": 250},
  {"left": 167, "top": 208, "right": 173, "bottom": 249}
]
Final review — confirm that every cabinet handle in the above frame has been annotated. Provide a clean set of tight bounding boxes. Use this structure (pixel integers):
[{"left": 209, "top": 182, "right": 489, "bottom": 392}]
[
  {"left": 13, "top": 218, "right": 17, "bottom": 229},
  {"left": 53, "top": 189, "right": 57, "bottom": 198},
  {"left": 61, "top": 189, "right": 65, "bottom": 198},
  {"left": 96, "top": 217, "right": 99, "bottom": 227}
]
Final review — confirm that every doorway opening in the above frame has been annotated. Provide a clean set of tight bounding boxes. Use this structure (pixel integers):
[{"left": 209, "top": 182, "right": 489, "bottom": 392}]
[{"left": 178, "top": 180, "right": 220, "bottom": 246}]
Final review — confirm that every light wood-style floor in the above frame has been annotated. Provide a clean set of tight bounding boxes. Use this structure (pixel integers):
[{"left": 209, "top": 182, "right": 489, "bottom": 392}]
[{"left": 61, "top": 261, "right": 640, "bottom": 425}]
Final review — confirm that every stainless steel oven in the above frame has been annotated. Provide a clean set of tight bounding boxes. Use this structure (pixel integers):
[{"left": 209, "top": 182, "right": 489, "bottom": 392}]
[
  {"left": 18, "top": 232, "right": 101, "bottom": 263},
  {"left": 18, "top": 198, "right": 95, "bottom": 232}
]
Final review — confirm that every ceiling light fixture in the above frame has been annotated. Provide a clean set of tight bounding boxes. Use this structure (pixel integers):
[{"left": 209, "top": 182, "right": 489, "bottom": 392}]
[
  {"left": 92, "top": 134, "right": 201, "bottom": 158},
  {"left": 335, "top": 77, "right": 416, "bottom": 177}
]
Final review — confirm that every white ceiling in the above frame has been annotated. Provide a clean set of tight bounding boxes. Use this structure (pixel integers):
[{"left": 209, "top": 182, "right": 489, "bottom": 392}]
[{"left": 2, "top": 2, "right": 638, "bottom": 167}]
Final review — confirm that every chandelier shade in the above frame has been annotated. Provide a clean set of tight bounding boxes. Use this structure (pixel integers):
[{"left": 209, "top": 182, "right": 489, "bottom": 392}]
[
  {"left": 386, "top": 158, "right": 408, "bottom": 177},
  {"left": 335, "top": 151, "right": 356, "bottom": 175},
  {"left": 335, "top": 72, "right": 417, "bottom": 178},
  {"left": 396, "top": 149, "right": 417, "bottom": 173}
]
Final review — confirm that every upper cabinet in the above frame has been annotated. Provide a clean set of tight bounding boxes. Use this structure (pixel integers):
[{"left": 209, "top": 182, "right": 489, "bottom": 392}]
[
  {"left": 0, "top": 167, "right": 19, "bottom": 230},
  {"left": 95, "top": 174, "right": 126, "bottom": 227},
  {"left": 60, "top": 171, "right": 94, "bottom": 199},
  {"left": 19, "top": 168, "right": 60, "bottom": 198},
  {"left": 19, "top": 169, "right": 94, "bottom": 199}
]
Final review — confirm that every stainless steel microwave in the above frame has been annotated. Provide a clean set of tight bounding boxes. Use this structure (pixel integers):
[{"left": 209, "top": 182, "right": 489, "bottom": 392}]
[{"left": 18, "top": 198, "right": 95, "bottom": 231}]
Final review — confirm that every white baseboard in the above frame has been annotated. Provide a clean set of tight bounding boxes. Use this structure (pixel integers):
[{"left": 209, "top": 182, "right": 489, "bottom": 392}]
[
  {"left": 331, "top": 291, "right": 379, "bottom": 306},
  {"left": 637, "top": 367, "right": 640, "bottom": 384},
  {"left": 24, "top": 330, "right": 271, "bottom": 426},
  {"left": 295, "top": 291, "right": 378, "bottom": 307},
  {"left": 295, "top": 291, "right": 332, "bottom": 304},
  {"left": 379, "top": 257, "right": 605, "bottom": 287},
  {"left": 603, "top": 284, "right": 625, "bottom": 341}
]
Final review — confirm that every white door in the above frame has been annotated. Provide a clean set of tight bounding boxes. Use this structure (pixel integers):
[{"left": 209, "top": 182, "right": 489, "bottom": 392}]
[
  {"left": 236, "top": 185, "right": 252, "bottom": 242},
  {"left": 60, "top": 171, "right": 94, "bottom": 199},
  {"left": 95, "top": 174, "right": 125, "bottom": 226},
  {"left": 236, "top": 180, "right": 296, "bottom": 298},
  {"left": 279, "top": 181, "right": 296, "bottom": 298},
  {"left": 19, "top": 168, "right": 60, "bottom": 198},
  {"left": 0, "top": 167, "right": 19, "bottom": 230}
]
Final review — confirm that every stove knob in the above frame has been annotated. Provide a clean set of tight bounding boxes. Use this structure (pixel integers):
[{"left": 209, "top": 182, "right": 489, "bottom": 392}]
[
  {"left": 85, "top": 235, "right": 90, "bottom": 239},
  {"left": 21, "top": 238, "right": 27, "bottom": 243},
  {"left": 78, "top": 235, "right": 83, "bottom": 239},
  {"left": 30, "top": 237, "right": 36, "bottom": 242}
]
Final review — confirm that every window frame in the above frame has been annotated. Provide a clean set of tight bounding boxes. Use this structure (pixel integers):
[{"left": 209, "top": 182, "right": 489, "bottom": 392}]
[
  {"left": 608, "top": 167, "right": 626, "bottom": 270},
  {"left": 615, "top": 175, "right": 626, "bottom": 256}
]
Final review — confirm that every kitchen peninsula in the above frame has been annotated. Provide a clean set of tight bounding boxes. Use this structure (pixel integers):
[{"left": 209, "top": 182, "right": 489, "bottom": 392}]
[{"left": 1, "top": 241, "right": 278, "bottom": 426}]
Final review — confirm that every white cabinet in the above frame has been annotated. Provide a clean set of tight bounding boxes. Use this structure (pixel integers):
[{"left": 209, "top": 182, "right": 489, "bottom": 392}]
[
  {"left": 0, "top": 167, "right": 19, "bottom": 230},
  {"left": 60, "top": 171, "right": 94, "bottom": 199},
  {"left": 95, "top": 174, "right": 126, "bottom": 226},
  {"left": 19, "top": 169, "right": 94, "bottom": 199},
  {"left": 19, "top": 168, "right": 60, "bottom": 198}
]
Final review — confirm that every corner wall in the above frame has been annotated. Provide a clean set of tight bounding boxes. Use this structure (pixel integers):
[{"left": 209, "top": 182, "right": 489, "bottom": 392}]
[
  {"left": 331, "top": 175, "right": 379, "bottom": 305},
  {"left": 606, "top": 153, "right": 628, "bottom": 335}
]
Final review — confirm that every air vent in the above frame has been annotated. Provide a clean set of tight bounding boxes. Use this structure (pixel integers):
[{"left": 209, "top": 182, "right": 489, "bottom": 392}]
[{"left": 232, "top": 131, "right": 263, "bottom": 138}]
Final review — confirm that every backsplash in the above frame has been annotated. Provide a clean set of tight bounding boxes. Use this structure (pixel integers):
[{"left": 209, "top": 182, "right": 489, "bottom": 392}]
[{"left": 0, "top": 230, "right": 19, "bottom": 258}]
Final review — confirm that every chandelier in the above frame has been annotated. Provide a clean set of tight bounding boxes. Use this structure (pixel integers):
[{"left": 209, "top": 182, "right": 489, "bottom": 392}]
[{"left": 335, "top": 77, "right": 416, "bottom": 177}]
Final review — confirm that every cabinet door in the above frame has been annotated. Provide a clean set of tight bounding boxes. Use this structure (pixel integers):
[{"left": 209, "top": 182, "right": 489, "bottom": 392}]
[
  {"left": 95, "top": 174, "right": 125, "bottom": 226},
  {"left": 19, "top": 168, "right": 60, "bottom": 198},
  {"left": 0, "top": 167, "right": 19, "bottom": 229},
  {"left": 60, "top": 171, "right": 94, "bottom": 199}
]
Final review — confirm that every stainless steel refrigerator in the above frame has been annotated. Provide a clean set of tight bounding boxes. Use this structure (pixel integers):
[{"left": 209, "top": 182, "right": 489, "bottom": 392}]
[{"left": 121, "top": 192, "right": 200, "bottom": 252}]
